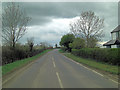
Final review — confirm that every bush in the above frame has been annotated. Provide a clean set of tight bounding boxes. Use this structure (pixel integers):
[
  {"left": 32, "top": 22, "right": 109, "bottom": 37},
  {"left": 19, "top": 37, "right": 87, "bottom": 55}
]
[
  {"left": 61, "top": 47, "right": 68, "bottom": 52},
  {"left": 71, "top": 48, "right": 120, "bottom": 65},
  {"left": 2, "top": 44, "right": 47, "bottom": 65},
  {"left": 69, "top": 38, "right": 85, "bottom": 49}
]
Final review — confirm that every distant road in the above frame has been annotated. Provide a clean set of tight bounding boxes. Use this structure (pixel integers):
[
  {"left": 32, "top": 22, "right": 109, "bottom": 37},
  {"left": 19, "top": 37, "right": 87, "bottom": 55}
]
[{"left": 3, "top": 49, "right": 118, "bottom": 88}]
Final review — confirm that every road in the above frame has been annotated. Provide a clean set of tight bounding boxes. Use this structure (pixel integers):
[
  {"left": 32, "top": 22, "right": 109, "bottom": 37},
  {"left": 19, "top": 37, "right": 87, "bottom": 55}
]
[{"left": 3, "top": 49, "right": 118, "bottom": 88}]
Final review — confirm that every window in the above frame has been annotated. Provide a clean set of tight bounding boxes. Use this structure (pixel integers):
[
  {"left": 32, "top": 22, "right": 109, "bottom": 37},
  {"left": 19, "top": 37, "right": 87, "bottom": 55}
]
[
  {"left": 112, "top": 33, "right": 116, "bottom": 40},
  {"left": 106, "top": 45, "right": 111, "bottom": 48},
  {"left": 118, "top": 31, "right": 120, "bottom": 39},
  {"left": 116, "top": 32, "right": 118, "bottom": 38},
  {"left": 117, "top": 45, "right": 120, "bottom": 48}
]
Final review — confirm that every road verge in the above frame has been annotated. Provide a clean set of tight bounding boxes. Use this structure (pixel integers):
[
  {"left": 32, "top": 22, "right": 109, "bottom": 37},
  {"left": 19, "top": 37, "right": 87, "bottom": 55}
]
[
  {"left": 59, "top": 50, "right": 119, "bottom": 83},
  {"left": 2, "top": 49, "right": 53, "bottom": 85}
]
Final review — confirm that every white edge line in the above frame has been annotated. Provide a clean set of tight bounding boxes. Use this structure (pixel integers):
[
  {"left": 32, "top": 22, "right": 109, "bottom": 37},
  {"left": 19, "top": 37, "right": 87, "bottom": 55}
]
[
  {"left": 3, "top": 61, "right": 35, "bottom": 85},
  {"left": 92, "top": 70, "right": 104, "bottom": 77},
  {"left": 63, "top": 55, "right": 119, "bottom": 84},
  {"left": 109, "top": 79, "right": 119, "bottom": 84}
]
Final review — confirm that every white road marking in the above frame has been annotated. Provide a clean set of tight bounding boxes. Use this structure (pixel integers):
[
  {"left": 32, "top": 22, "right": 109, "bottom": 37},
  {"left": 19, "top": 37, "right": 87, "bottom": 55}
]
[
  {"left": 56, "top": 72, "right": 63, "bottom": 88},
  {"left": 81, "top": 65, "right": 91, "bottom": 71},
  {"left": 109, "top": 79, "right": 119, "bottom": 84},
  {"left": 52, "top": 57, "right": 56, "bottom": 68},
  {"left": 53, "top": 61, "right": 56, "bottom": 68},
  {"left": 3, "top": 60, "right": 35, "bottom": 85},
  {"left": 92, "top": 70, "right": 104, "bottom": 77},
  {"left": 62, "top": 54, "right": 119, "bottom": 84},
  {"left": 52, "top": 57, "right": 63, "bottom": 88}
]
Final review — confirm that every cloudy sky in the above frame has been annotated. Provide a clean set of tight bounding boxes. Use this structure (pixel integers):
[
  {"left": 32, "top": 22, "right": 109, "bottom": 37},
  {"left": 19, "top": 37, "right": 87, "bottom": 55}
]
[{"left": 2, "top": 1, "right": 118, "bottom": 46}]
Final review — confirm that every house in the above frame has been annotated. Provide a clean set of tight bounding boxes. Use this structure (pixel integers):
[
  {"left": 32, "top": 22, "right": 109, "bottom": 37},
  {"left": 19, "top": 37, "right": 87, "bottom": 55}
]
[{"left": 103, "top": 25, "right": 120, "bottom": 48}]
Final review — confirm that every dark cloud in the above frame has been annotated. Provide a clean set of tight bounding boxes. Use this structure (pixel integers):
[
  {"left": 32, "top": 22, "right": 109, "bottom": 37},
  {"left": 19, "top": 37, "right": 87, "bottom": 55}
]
[
  {"left": 3, "top": 2, "right": 118, "bottom": 26},
  {"left": 2, "top": 2, "right": 118, "bottom": 45}
]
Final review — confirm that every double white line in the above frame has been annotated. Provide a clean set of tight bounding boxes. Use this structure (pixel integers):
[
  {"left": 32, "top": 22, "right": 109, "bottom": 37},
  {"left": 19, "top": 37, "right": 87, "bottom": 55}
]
[{"left": 52, "top": 57, "right": 63, "bottom": 88}]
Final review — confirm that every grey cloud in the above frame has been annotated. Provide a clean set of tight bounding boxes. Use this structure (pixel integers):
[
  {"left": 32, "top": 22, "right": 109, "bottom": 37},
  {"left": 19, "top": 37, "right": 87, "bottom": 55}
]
[
  {"left": 18, "top": 2, "right": 118, "bottom": 27},
  {"left": 2, "top": 2, "right": 118, "bottom": 45},
  {"left": 3, "top": 2, "right": 118, "bottom": 25}
]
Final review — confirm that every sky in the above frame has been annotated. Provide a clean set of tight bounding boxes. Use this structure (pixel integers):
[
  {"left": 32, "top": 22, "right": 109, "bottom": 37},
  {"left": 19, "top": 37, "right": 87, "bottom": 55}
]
[{"left": 2, "top": 1, "right": 118, "bottom": 46}]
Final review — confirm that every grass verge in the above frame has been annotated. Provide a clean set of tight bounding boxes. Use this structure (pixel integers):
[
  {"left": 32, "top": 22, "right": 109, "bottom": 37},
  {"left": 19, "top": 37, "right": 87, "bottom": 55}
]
[
  {"left": 2, "top": 49, "right": 52, "bottom": 75},
  {"left": 59, "top": 49, "right": 66, "bottom": 53},
  {"left": 59, "top": 50, "right": 118, "bottom": 75}
]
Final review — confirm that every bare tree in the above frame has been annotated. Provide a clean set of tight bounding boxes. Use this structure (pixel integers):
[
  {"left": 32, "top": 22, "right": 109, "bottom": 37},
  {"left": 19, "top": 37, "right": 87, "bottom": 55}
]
[
  {"left": 70, "top": 11, "right": 104, "bottom": 47},
  {"left": 55, "top": 44, "right": 57, "bottom": 48},
  {"left": 2, "top": 2, "right": 31, "bottom": 48},
  {"left": 40, "top": 42, "right": 51, "bottom": 49},
  {"left": 27, "top": 37, "right": 34, "bottom": 52}
]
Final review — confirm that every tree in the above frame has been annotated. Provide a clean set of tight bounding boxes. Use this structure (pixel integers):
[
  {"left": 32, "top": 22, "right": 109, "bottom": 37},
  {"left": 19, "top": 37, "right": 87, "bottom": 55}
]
[
  {"left": 40, "top": 42, "right": 50, "bottom": 49},
  {"left": 27, "top": 37, "right": 34, "bottom": 52},
  {"left": 55, "top": 44, "right": 57, "bottom": 48},
  {"left": 87, "top": 36, "right": 98, "bottom": 48},
  {"left": 60, "top": 34, "right": 75, "bottom": 51},
  {"left": 69, "top": 11, "right": 104, "bottom": 48},
  {"left": 69, "top": 37, "right": 85, "bottom": 49},
  {"left": 2, "top": 2, "right": 31, "bottom": 48}
]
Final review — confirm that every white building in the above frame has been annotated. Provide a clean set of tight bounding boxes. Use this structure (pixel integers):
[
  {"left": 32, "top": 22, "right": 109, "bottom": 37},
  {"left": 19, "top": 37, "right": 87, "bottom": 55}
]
[{"left": 103, "top": 25, "right": 120, "bottom": 48}]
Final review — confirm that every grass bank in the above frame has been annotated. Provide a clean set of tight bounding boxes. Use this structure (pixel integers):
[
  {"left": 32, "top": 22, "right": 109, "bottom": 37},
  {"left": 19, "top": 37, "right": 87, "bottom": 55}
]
[
  {"left": 59, "top": 50, "right": 119, "bottom": 75},
  {"left": 2, "top": 49, "right": 52, "bottom": 75}
]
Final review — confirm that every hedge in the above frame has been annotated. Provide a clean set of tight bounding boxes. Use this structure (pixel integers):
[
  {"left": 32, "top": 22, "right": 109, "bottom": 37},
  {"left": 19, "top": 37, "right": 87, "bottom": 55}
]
[
  {"left": 2, "top": 45, "right": 53, "bottom": 65},
  {"left": 71, "top": 48, "right": 120, "bottom": 65}
]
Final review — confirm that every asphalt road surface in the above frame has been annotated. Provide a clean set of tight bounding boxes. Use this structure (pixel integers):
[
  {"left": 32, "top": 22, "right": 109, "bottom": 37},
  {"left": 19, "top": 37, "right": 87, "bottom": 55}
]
[{"left": 3, "top": 49, "right": 118, "bottom": 88}]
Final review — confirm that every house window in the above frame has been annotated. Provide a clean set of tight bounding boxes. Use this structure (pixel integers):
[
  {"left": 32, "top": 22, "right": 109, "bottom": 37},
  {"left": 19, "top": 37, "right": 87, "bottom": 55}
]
[
  {"left": 119, "top": 31, "right": 120, "bottom": 39},
  {"left": 117, "top": 45, "right": 120, "bottom": 48},
  {"left": 116, "top": 32, "right": 118, "bottom": 38},
  {"left": 106, "top": 45, "right": 111, "bottom": 48},
  {"left": 112, "top": 33, "right": 116, "bottom": 40},
  {"left": 116, "top": 31, "right": 120, "bottom": 39}
]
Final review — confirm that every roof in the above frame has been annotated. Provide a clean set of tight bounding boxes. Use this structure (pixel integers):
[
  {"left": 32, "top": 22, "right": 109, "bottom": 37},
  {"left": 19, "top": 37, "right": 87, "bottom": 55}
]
[
  {"left": 103, "top": 39, "right": 120, "bottom": 46},
  {"left": 111, "top": 25, "right": 120, "bottom": 33}
]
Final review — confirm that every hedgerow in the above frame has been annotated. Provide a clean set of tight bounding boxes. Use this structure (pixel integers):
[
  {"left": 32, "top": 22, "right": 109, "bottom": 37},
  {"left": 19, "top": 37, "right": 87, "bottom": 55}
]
[{"left": 71, "top": 48, "right": 120, "bottom": 65}]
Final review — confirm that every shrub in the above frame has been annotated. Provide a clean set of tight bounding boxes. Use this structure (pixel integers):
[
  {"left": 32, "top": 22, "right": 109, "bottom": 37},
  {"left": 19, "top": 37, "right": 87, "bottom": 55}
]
[
  {"left": 69, "top": 38, "right": 85, "bottom": 49},
  {"left": 71, "top": 48, "right": 120, "bottom": 65},
  {"left": 61, "top": 47, "right": 68, "bottom": 52},
  {"left": 2, "top": 44, "right": 47, "bottom": 65}
]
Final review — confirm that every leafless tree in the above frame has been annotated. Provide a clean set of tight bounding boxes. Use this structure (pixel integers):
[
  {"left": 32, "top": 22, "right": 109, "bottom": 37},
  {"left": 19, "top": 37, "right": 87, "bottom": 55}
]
[
  {"left": 27, "top": 37, "right": 34, "bottom": 51},
  {"left": 70, "top": 11, "right": 104, "bottom": 47},
  {"left": 2, "top": 2, "right": 31, "bottom": 48}
]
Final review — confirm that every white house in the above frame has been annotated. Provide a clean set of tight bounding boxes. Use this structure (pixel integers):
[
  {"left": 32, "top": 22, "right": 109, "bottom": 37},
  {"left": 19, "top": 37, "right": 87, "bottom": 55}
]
[{"left": 103, "top": 25, "right": 120, "bottom": 48}]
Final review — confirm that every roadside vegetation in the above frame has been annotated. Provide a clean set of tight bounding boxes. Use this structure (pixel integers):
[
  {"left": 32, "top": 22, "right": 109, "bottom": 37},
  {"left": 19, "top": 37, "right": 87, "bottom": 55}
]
[
  {"left": 60, "top": 50, "right": 119, "bottom": 74},
  {"left": 2, "top": 49, "right": 52, "bottom": 75},
  {"left": 71, "top": 48, "right": 119, "bottom": 65},
  {"left": 59, "top": 11, "right": 119, "bottom": 75},
  {"left": 2, "top": 42, "right": 53, "bottom": 65},
  {"left": 2, "top": 2, "right": 53, "bottom": 75}
]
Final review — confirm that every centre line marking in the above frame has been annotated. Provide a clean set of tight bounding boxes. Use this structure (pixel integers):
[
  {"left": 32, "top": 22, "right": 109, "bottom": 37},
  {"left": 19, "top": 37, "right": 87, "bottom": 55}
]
[
  {"left": 52, "top": 57, "right": 54, "bottom": 61},
  {"left": 52, "top": 57, "right": 56, "bottom": 68},
  {"left": 56, "top": 72, "right": 63, "bottom": 88},
  {"left": 53, "top": 61, "right": 56, "bottom": 68}
]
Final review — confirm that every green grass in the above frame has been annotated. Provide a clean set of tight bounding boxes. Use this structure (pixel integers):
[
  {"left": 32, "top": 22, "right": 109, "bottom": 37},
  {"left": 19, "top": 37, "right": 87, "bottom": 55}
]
[
  {"left": 63, "top": 53, "right": 119, "bottom": 75},
  {"left": 2, "top": 49, "right": 52, "bottom": 75},
  {"left": 59, "top": 49, "right": 65, "bottom": 53}
]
